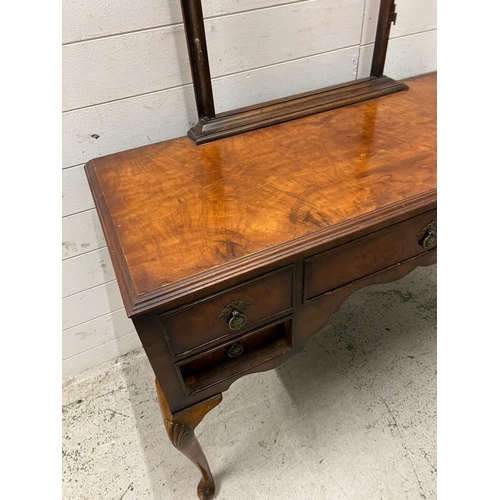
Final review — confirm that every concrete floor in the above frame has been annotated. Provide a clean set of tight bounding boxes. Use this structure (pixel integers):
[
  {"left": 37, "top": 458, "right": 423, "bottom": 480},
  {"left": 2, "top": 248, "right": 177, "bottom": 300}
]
[{"left": 62, "top": 265, "right": 436, "bottom": 500}]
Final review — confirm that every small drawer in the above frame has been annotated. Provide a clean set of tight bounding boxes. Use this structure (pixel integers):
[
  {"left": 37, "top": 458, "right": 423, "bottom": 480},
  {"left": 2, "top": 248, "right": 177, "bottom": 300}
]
[
  {"left": 305, "top": 211, "right": 437, "bottom": 301},
  {"left": 177, "top": 318, "right": 293, "bottom": 395},
  {"left": 160, "top": 267, "right": 294, "bottom": 357}
]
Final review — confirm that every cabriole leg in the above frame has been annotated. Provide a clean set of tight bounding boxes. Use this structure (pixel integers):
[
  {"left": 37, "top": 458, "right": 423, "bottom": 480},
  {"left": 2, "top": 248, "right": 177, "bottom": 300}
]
[{"left": 155, "top": 380, "right": 222, "bottom": 500}]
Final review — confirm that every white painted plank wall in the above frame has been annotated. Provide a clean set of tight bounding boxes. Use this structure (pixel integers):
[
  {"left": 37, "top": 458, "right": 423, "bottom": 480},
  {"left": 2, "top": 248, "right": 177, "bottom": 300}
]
[{"left": 62, "top": 0, "right": 437, "bottom": 380}]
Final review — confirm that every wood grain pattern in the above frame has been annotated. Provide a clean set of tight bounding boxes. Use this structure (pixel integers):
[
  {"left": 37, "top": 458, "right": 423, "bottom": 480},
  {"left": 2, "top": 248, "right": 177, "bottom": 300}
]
[
  {"left": 188, "top": 76, "right": 408, "bottom": 144},
  {"left": 182, "top": 0, "right": 400, "bottom": 143},
  {"left": 161, "top": 266, "right": 293, "bottom": 356},
  {"left": 177, "top": 317, "right": 293, "bottom": 395},
  {"left": 294, "top": 250, "right": 437, "bottom": 353},
  {"left": 305, "top": 210, "right": 437, "bottom": 300},
  {"left": 156, "top": 380, "right": 222, "bottom": 500},
  {"left": 64, "top": 0, "right": 437, "bottom": 380},
  {"left": 86, "top": 73, "right": 436, "bottom": 315}
]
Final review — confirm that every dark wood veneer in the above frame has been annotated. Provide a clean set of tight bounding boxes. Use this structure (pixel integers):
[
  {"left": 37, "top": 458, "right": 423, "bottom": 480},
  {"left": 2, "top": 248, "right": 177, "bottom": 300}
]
[
  {"left": 179, "top": 0, "right": 406, "bottom": 143},
  {"left": 159, "top": 266, "right": 294, "bottom": 357},
  {"left": 305, "top": 210, "right": 437, "bottom": 301},
  {"left": 178, "top": 317, "right": 293, "bottom": 395},
  {"left": 85, "top": 73, "right": 437, "bottom": 500},
  {"left": 188, "top": 76, "right": 408, "bottom": 144},
  {"left": 86, "top": 73, "right": 436, "bottom": 316}
]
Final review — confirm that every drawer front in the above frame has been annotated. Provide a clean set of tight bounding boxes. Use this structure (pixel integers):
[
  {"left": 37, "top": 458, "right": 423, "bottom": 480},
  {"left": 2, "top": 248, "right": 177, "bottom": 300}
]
[
  {"left": 160, "top": 266, "right": 294, "bottom": 356},
  {"left": 305, "top": 211, "right": 437, "bottom": 301},
  {"left": 177, "top": 317, "right": 293, "bottom": 395}
]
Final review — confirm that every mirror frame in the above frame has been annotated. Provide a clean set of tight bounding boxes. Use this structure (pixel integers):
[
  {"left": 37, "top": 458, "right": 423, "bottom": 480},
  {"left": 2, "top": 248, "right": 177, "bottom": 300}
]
[{"left": 180, "top": 0, "right": 408, "bottom": 144}]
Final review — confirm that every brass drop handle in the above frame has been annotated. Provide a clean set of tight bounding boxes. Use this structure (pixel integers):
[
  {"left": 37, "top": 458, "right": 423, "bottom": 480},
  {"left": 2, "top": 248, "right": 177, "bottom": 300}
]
[
  {"left": 423, "top": 231, "right": 437, "bottom": 249},
  {"left": 218, "top": 300, "right": 251, "bottom": 331},
  {"left": 418, "top": 221, "right": 437, "bottom": 249},
  {"left": 228, "top": 310, "right": 247, "bottom": 331},
  {"left": 227, "top": 342, "right": 244, "bottom": 358}
]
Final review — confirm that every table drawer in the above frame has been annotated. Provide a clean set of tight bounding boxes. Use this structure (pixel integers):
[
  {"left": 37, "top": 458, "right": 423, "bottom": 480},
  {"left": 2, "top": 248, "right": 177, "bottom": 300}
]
[
  {"left": 177, "top": 317, "right": 293, "bottom": 395},
  {"left": 305, "top": 211, "right": 437, "bottom": 301},
  {"left": 160, "top": 266, "right": 294, "bottom": 357}
]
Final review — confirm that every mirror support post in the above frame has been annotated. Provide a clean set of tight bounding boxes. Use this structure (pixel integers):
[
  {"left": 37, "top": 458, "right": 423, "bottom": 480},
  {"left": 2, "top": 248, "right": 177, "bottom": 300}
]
[
  {"left": 180, "top": 0, "right": 216, "bottom": 120},
  {"left": 180, "top": 0, "right": 405, "bottom": 144},
  {"left": 371, "top": 0, "right": 398, "bottom": 77}
]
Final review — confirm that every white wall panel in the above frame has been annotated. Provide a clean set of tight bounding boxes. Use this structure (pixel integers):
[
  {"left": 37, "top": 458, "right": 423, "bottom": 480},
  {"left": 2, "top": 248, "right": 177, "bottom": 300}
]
[
  {"left": 63, "top": 308, "right": 135, "bottom": 359},
  {"left": 63, "top": 47, "right": 358, "bottom": 167},
  {"left": 62, "top": 332, "right": 142, "bottom": 380},
  {"left": 62, "top": 86, "right": 197, "bottom": 168},
  {"left": 62, "top": 247, "right": 116, "bottom": 298},
  {"left": 62, "top": 280, "right": 124, "bottom": 330},
  {"left": 62, "top": 165, "right": 94, "bottom": 214},
  {"left": 63, "top": 0, "right": 363, "bottom": 111},
  {"left": 62, "top": 209, "right": 105, "bottom": 259},
  {"left": 206, "top": 0, "right": 364, "bottom": 77},
  {"left": 362, "top": 0, "right": 437, "bottom": 45},
  {"left": 358, "top": 30, "right": 437, "bottom": 80},
  {"left": 62, "top": 0, "right": 179, "bottom": 44},
  {"left": 214, "top": 46, "right": 358, "bottom": 113},
  {"left": 63, "top": 0, "right": 308, "bottom": 44},
  {"left": 62, "top": 26, "right": 191, "bottom": 111}
]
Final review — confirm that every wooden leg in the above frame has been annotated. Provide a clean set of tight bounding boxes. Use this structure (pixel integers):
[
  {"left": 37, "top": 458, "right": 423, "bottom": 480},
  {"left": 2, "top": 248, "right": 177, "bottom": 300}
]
[{"left": 155, "top": 380, "right": 223, "bottom": 500}]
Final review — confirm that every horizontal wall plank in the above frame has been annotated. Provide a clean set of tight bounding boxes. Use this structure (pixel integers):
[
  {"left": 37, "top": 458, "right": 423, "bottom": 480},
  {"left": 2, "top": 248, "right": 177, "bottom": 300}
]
[
  {"left": 214, "top": 46, "right": 358, "bottom": 112},
  {"left": 62, "top": 209, "right": 105, "bottom": 260},
  {"left": 63, "top": 0, "right": 364, "bottom": 111},
  {"left": 62, "top": 280, "right": 124, "bottom": 330},
  {"left": 63, "top": 0, "right": 307, "bottom": 45},
  {"left": 62, "top": 25, "right": 191, "bottom": 111},
  {"left": 358, "top": 30, "right": 437, "bottom": 80},
  {"left": 62, "top": 332, "right": 142, "bottom": 380},
  {"left": 63, "top": 308, "right": 136, "bottom": 360},
  {"left": 62, "top": 247, "right": 116, "bottom": 298},
  {"left": 62, "top": 165, "right": 95, "bottom": 214},
  {"left": 205, "top": 0, "right": 364, "bottom": 80},
  {"left": 63, "top": 0, "right": 178, "bottom": 44},
  {"left": 362, "top": 0, "right": 437, "bottom": 45},
  {"left": 62, "top": 86, "right": 197, "bottom": 169},
  {"left": 63, "top": 45, "right": 358, "bottom": 168}
]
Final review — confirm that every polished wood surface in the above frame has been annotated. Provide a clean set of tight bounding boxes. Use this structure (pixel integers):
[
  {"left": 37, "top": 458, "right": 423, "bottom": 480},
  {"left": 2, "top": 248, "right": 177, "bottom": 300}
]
[
  {"left": 305, "top": 210, "right": 437, "bottom": 301},
  {"left": 86, "top": 73, "right": 437, "bottom": 500},
  {"left": 178, "top": 317, "right": 293, "bottom": 395},
  {"left": 180, "top": 0, "right": 402, "bottom": 143},
  {"left": 86, "top": 73, "right": 436, "bottom": 315},
  {"left": 179, "top": 0, "right": 215, "bottom": 120},
  {"left": 188, "top": 76, "right": 408, "bottom": 144},
  {"left": 160, "top": 266, "right": 293, "bottom": 357}
]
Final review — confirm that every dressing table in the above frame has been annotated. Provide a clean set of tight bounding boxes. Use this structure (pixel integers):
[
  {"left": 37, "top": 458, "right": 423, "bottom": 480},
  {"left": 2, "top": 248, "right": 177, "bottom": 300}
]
[{"left": 84, "top": 2, "right": 436, "bottom": 498}]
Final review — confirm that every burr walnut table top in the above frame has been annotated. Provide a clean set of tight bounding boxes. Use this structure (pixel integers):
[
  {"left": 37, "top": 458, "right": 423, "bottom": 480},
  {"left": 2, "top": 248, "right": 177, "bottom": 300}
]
[{"left": 86, "top": 73, "right": 436, "bottom": 316}]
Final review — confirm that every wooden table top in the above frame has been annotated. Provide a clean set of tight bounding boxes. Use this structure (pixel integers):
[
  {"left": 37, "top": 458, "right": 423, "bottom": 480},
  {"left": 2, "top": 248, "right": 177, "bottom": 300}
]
[{"left": 86, "top": 72, "right": 436, "bottom": 315}]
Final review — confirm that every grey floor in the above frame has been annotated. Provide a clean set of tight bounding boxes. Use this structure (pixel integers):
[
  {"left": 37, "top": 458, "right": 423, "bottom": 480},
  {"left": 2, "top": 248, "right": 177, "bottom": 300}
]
[{"left": 62, "top": 265, "right": 436, "bottom": 500}]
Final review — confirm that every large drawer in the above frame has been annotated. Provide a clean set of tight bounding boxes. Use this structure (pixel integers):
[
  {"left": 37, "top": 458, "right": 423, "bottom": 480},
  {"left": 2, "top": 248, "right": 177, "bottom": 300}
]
[
  {"left": 159, "top": 266, "right": 294, "bottom": 357},
  {"left": 304, "top": 211, "right": 437, "bottom": 301}
]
